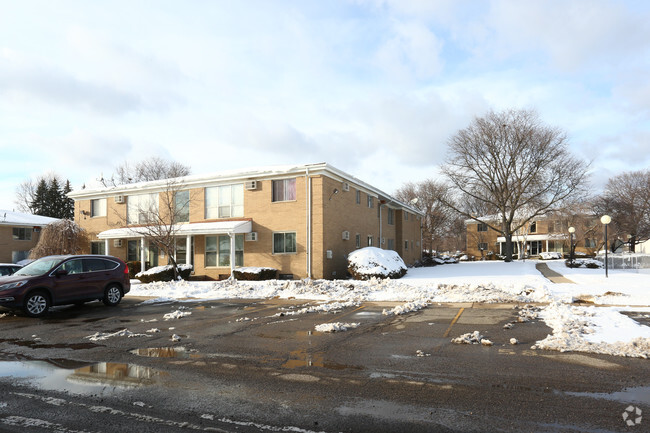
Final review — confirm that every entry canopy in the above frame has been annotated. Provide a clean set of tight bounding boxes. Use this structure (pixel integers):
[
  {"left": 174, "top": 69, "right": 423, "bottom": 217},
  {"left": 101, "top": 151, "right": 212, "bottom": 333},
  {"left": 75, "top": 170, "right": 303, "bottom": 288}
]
[{"left": 97, "top": 220, "right": 252, "bottom": 239}]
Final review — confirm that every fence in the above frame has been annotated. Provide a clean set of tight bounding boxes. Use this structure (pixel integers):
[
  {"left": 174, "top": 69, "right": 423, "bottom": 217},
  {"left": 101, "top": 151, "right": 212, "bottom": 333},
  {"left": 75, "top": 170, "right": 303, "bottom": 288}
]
[{"left": 595, "top": 253, "right": 650, "bottom": 270}]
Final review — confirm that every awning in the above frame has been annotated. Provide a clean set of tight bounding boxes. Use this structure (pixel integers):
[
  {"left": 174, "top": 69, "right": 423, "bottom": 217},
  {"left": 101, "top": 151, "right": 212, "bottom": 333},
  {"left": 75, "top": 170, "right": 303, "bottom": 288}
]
[
  {"left": 97, "top": 220, "right": 252, "bottom": 239},
  {"left": 496, "top": 234, "right": 568, "bottom": 243}
]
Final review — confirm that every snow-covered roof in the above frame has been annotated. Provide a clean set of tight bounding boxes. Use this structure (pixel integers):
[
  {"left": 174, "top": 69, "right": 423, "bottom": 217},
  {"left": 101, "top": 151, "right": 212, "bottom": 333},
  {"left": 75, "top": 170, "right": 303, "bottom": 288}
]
[
  {"left": 97, "top": 220, "right": 252, "bottom": 239},
  {"left": 0, "top": 210, "right": 59, "bottom": 227},
  {"left": 68, "top": 162, "right": 424, "bottom": 216}
]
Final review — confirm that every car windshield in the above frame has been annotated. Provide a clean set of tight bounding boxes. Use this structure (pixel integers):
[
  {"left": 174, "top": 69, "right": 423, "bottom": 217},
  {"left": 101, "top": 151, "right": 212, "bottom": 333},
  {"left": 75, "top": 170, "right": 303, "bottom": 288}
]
[{"left": 14, "top": 257, "right": 62, "bottom": 276}]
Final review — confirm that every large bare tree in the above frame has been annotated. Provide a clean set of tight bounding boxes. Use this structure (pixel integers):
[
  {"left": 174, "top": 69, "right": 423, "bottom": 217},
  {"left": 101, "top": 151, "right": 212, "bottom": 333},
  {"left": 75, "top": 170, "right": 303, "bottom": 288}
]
[
  {"left": 30, "top": 220, "right": 89, "bottom": 259},
  {"left": 595, "top": 169, "right": 650, "bottom": 252},
  {"left": 442, "top": 108, "right": 590, "bottom": 261},
  {"left": 100, "top": 156, "right": 191, "bottom": 187}
]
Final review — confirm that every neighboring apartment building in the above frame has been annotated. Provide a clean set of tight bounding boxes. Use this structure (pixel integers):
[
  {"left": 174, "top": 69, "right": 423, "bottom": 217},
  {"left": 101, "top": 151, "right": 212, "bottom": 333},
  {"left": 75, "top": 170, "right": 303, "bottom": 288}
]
[
  {"left": 0, "top": 210, "right": 59, "bottom": 263},
  {"left": 68, "top": 163, "right": 423, "bottom": 280},
  {"left": 465, "top": 215, "right": 600, "bottom": 259}
]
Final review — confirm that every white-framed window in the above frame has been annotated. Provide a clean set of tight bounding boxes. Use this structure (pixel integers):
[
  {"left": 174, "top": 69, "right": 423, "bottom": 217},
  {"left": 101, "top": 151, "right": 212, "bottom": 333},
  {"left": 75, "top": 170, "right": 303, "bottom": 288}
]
[
  {"left": 175, "top": 190, "right": 190, "bottom": 222},
  {"left": 388, "top": 208, "right": 395, "bottom": 225},
  {"left": 273, "top": 231, "right": 297, "bottom": 254},
  {"left": 367, "top": 195, "right": 374, "bottom": 208},
  {"left": 206, "top": 235, "right": 244, "bottom": 267},
  {"left": 355, "top": 233, "right": 361, "bottom": 248},
  {"left": 205, "top": 184, "right": 244, "bottom": 219},
  {"left": 356, "top": 190, "right": 361, "bottom": 205},
  {"left": 12, "top": 228, "right": 32, "bottom": 241},
  {"left": 387, "top": 239, "right": 395, "bottom": 250},
  {"left": 530, "top": 221, "right": 537, "bottom": 233},
  {"left": 91, "top": 241, "right": 106, "bottom": 255},
  {"left": 127, "top": 193, "right": 158, "bottom": 225},
  {"left": 272, "top": 179, "right": 297, "bottom": 202},
  {"left": 90, "top": 198, "right": 107, "bottom": 217},
  {"left": 477, "top": 223, "right": 488, "bottom": 232},
  {"left": 367, "top": 235, "right": 373, "bottom": 246}
]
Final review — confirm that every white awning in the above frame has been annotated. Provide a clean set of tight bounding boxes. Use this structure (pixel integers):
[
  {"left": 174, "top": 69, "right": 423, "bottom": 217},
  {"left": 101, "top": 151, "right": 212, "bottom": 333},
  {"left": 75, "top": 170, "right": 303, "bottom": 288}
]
[
  {"left": 496, "top": 234, "right": 567, "bottom": 243},
  {"left": 97, "top": 220, "right": 252, "bottom": 239}
]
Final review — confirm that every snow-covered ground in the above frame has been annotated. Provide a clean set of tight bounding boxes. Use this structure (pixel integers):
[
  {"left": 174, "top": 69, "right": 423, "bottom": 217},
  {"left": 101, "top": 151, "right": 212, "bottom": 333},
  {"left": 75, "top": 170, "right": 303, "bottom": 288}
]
[{"left": 128, "top": 260, "right": 650, "bottom": 358}]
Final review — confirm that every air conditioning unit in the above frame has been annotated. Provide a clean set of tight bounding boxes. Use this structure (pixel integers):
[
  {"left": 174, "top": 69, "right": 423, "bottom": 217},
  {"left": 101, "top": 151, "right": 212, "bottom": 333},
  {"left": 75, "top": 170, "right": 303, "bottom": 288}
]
[
  {"left": 342, "top": 230, "right": 350, "bottom": 240},
  {"left": 342, "top": 182, "right": 350, "bottom": 192},
  {"left": 115, "top": 195, "right": 125, "bottom": 204},
  {"left": 245, "top": 232, "right": 258, "bottom": 241},
  {"left": 113, "top": 239, "right": 123, "bottom": 248},
  {"left": 244, "top": 180, "right": 257, "bottom": 190}
]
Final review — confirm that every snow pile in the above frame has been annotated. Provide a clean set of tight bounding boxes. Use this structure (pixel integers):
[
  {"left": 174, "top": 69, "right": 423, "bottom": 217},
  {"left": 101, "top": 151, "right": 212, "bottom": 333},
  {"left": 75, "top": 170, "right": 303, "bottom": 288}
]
[
  {"left": 274, "top": 301, "right": 359, "bottom": 316},
  {"left": 163, "top": 310, "right": 192, "bottom": 320},
  {"left": 534, "top": 303, "right": 650, "bottom": 358},
  {"left": 451, "top": 331, "right": 493, "bottom": 346},
  {"left": 348, "top": 247, "right": 407, "bottom": 280},
  {"left": 430, "top": 283, "right": 551, "bottom": 304},
  {"left": 85, "top": 329, "right": 149, "bottom": 341},
  {"left": 315, "top": 322, "right": 360, "bottom": 333},
  {"left": 383, "top": 300, "right": 428, "bottom": 316},
  {"left": 136, "top": 264, "right": 193, "bottom": 277}
]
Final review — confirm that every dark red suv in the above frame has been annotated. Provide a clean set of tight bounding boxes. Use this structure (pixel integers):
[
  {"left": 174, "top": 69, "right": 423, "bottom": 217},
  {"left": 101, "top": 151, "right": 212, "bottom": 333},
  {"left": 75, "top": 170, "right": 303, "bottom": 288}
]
[{"left": 0, "top": 255, "right": 130, "bottom": 318}]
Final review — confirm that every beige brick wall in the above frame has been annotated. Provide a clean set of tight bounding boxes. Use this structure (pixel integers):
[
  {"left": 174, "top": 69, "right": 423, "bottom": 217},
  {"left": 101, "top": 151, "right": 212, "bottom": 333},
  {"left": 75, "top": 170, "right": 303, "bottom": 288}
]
[{"left": 0, "top": 226, "right": 42, "bottom": 263}]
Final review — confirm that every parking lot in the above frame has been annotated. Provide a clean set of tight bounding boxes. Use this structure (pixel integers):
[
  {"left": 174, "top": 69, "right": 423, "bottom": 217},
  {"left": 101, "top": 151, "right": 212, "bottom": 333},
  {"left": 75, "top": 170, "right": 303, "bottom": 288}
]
[{"left": 0, "top": 297, "right": 648, "bottom": 432}]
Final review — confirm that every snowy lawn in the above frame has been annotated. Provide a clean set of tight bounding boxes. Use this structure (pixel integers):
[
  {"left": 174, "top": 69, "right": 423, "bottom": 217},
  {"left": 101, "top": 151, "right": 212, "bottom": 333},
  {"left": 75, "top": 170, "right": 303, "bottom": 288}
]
[{"left": 127, "top": 260, "right": 650, "bottom": 358}]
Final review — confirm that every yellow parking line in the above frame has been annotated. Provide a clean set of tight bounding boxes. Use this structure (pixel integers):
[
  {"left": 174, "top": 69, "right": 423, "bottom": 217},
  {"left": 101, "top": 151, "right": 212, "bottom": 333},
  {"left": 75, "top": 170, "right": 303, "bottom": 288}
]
[{"left": 442, "top": 307, "right": 465, "bottom": 338}]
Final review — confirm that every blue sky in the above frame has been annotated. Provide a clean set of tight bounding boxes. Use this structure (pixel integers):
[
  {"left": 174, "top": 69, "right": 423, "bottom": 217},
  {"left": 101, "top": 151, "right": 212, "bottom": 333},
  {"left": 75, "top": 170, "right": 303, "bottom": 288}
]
[{"left": 1, "top": 0, "right": 649, "bottom": 208}]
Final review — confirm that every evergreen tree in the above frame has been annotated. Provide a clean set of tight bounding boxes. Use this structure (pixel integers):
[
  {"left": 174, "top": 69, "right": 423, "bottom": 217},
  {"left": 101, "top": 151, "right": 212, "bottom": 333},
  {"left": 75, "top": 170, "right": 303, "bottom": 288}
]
[
  {"left": 62, "top": 180, "right": 75, "bottom": 220},
  {"left": 31, "top": 179, "right": 49, "bottom": 216},
  {"left": 46, "top": 177, "right": 61, "bottom": 218}
]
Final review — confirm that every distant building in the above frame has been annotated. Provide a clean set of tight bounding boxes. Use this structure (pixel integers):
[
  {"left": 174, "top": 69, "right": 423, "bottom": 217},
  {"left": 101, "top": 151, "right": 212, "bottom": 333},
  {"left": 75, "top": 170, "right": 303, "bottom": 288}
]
[
  {"left": 0, "top": 210, "right": 60, "bottom": 263},
  {"left": 69, "top": 163, "right": 424, "bottom": 280}
]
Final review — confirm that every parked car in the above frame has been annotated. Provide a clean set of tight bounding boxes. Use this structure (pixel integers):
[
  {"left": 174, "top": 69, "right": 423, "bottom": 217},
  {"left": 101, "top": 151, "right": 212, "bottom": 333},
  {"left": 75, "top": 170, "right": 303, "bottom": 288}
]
[
  {"left": 0, "top": 263, "right": 22, "bottom": 276},
  {"left": 0, "top": 255, "right": 130, "bottom": 318}
]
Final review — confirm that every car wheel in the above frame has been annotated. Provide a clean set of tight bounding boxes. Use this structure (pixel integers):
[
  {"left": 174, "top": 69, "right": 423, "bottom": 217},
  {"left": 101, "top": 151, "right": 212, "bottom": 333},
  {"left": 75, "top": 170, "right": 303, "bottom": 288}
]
[
  {"left": 103, "top": 284, "right": 123, "bottom": 306},
  {"left": 24, "top": 291, "right": 50, "bottom": 318}
]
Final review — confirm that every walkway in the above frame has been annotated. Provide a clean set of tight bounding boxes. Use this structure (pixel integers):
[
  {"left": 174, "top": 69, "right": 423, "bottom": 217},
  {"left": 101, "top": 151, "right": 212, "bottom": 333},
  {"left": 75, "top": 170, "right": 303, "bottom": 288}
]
[{"left": 535, "top": 262, "right": 576, "bottom": 284}]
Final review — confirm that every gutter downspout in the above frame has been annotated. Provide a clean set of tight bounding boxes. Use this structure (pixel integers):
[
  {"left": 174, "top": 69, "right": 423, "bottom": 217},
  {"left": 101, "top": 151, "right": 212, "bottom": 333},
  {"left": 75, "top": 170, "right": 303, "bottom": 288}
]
[{"left": 306, "top": 168, "right": 312, "bottom": 279}]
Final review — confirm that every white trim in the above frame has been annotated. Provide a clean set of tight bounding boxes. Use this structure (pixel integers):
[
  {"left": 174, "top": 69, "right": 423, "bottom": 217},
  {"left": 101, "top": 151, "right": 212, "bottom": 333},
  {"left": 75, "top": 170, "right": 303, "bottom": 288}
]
[{"left": 97, "top": 220, "right": 252, "bottom": 239}]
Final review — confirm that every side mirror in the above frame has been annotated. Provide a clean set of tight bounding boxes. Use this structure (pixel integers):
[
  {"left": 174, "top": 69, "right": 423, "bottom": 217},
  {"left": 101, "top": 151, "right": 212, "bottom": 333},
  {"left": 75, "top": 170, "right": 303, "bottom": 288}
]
[{"left": 54, "top": 269, "right": 69, "bottom": 277}]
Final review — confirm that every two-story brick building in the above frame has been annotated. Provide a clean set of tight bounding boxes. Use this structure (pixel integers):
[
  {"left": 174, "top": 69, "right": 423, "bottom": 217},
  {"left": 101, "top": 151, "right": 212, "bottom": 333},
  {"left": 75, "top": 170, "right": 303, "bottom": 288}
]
[
  {"left": 0, "top": 210, "right": 59, "bottom": 263},
  {"left": 465, "top": 214, "right": 600, "bottom": 259},
  {"left": 68, "top": 163, "right": 423, "bottom": 280}
]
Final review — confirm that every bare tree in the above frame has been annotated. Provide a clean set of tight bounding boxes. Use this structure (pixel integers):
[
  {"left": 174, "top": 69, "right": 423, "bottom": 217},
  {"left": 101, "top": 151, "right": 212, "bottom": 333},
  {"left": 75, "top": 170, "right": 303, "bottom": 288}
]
[
  {"left": 100, "top": 157, "right": 191, "bottom": 187},
  {"left": 595, "top": 169, "right": 650, "bottom": 252},
  {"left": 442, "top": 108, "right": 590, "bottom": 262},
  {"left": 30, "top": 220, "right": 89, "bottom": 259}
]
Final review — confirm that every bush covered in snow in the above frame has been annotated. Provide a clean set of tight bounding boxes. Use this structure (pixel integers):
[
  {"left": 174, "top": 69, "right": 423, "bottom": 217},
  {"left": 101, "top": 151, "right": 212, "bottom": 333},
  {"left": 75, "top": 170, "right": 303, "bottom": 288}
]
[
  {"left": 348, "top": 247, "right": 407, "bottom": 280},
  {"left": 233, "top": 267, "right": 278, "bottom": 281},
  {"left": 565, "top": 259, "right": 603, "bottom": 269},
  {"left": 539, "top": 252, "right": 563, "bottom": 260},
  {"left": 136, "top": 264, "right": 193, "bottom": 283}
]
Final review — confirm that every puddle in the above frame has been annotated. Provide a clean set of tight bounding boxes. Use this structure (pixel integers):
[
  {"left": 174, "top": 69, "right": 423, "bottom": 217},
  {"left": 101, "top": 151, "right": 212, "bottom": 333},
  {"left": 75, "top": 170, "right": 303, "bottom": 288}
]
[
  {"left": 282, "top": 349, "right": 363, "bottom": 370},
  {"left": 0, "top": 360, "right": 167, "bottom": 394},
  {"left": 564, "top": 386, "right": 650, "bottom": 405},
  {"left": 131, "top": 347, "right": 201, "bottom": 359},
  {"left": 0, "top": 338, "right": 100, "bottom": 350}
]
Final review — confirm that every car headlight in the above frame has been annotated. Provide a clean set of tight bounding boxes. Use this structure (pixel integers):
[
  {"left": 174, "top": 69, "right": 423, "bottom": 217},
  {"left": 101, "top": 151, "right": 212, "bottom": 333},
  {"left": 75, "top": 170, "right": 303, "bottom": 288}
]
[{"left": 0, "top": 281, "right": 27, "bottom": 291}]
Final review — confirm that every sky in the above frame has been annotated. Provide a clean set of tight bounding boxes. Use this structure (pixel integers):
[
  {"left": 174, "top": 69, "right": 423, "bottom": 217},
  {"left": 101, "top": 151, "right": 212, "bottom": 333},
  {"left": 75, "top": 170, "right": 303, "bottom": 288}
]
[{"left": 1, "top": 0, "right": 649, "bottom": 209}]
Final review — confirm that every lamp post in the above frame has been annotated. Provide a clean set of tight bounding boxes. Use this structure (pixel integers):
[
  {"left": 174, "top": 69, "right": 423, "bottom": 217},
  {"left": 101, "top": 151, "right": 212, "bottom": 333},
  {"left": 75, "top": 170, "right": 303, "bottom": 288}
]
[
  {"left": 601, "top": 215, "right": 611, "bottom": 278},
  {"left": 568, "top": 226, "right": 575, "bottom": 266}
]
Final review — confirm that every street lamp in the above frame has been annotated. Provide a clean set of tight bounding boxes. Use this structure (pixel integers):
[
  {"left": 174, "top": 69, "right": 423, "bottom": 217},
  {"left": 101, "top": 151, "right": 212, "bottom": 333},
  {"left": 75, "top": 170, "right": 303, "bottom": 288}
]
[
  {"left": 601, "top": 215, "right": 611, "bottom": 278},
  {"left": 568, "top": 226, "right": 575, "bottom": 266}
]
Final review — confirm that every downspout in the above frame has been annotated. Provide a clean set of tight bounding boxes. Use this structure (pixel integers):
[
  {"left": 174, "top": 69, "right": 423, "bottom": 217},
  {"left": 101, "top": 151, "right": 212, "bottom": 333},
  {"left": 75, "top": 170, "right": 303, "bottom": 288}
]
[
  {"left": 229, "top": 232, "right": 236, "bottom": 280},
  {"left": 379, "top": 203, "right": 382, "bottom": 249},
  {"left": 306, "top": 168, "right": 312, "bottom": 279}
]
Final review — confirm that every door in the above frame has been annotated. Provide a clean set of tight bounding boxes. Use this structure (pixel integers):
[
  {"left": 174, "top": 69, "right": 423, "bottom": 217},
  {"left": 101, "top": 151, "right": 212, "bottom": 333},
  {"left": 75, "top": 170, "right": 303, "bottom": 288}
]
[{"left": 51, "top": 258, "right": 90, "bottom": 303}]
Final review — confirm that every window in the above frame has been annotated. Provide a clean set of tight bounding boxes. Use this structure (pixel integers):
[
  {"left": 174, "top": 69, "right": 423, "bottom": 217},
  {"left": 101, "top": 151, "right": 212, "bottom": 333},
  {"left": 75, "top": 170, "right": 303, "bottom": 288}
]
[
  {"left": 273, "top": 232, "right": 297, "bottom": 254},
  {"left": 12, "top": 228, "right": 32, "bottom": 241},
  {"left": 272, "top": 179, "right": 296, "bottom": 202},
  {"left": 404, "top": 240, "right": 408, "bottom": 250},
  {"left": 12, "top": 251, "right": 29, "bottom": 263},
  {"left": 530, "top": 221, "right": 537, "bottom": 233},
  {"left": 388, "top": 208, "right": 395, "bottom": 225},
  {"left": 478, "top": 242, "right": 488, "bottom": 251},
  {"left": 585, "top": 238, "right": 597, "bottom": 248},
  {"left": 127, "top": 240, "right": 140, "bottom": 262},
  {"left": 367, "top": 235, "right": 373, "bottom": 247},
  {"left": 355, "top": 234, "right": 361, "bottom": 248},
  {"left": 387, "top": 239, "right": 395, "bottom": 250},
  {"left": 367, "top": 195, "right": 374, "bottom": 208},
  {"left": 91, "top": 198, "right": 107, "bottom": 217},
  {"left": 91, "top": 241, "right": 106, "bottom": 255},
  {"left": 175, "top": 190, "right": 190, "bottom": 222},
  {"left": 356, "top": 190, "right": 361, "bottom": 205},
  {"left": 205, "top": 184, "right": 244, "bottom": 219},
  {"left": 175, "top": 237, "right": 193, "bottom": 265},
  {"left": 127, "top": 193, "right": 158, "bottom": 225},
  {"left": 405, "top": 212, "right": 409, "bottom": 221},
  {"left": 477, "top": 223, "right": 488, "bottom": 232},
  {"left": 206, "top": 235, "right": 244, "bottom": 267}
]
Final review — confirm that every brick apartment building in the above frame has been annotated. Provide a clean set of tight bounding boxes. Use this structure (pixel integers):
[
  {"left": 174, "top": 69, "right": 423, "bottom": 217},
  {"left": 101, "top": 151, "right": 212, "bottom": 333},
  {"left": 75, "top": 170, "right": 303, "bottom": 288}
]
[
  {"left": 0, "top": 210, "right": 59, "bottom": 263},
  {"left": 69, "top": 163, "right": 423, "bottom": 280}
]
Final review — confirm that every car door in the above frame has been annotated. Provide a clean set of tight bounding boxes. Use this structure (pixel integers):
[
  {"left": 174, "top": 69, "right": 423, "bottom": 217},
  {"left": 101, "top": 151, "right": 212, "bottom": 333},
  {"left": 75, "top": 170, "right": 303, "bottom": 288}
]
[
  {"left": 51, "top": 258, "right": 89, "bottom": 303},
  {"left": 81, "top": 258, "right": 113, "bottom": 298}
]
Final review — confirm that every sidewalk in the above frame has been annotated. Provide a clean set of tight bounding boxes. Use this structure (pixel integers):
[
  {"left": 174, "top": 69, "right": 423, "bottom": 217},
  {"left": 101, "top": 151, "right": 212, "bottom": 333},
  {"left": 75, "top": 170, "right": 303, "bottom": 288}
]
[{"left": 535, "top": 262, "right": 575, "bottom": 284}]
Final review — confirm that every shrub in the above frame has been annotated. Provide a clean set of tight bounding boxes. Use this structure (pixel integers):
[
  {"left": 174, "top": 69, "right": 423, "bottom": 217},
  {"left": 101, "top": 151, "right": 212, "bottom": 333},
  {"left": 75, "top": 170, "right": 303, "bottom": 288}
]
[
  {"left": 136, "top": 264, "right": 193, "bottom": 283},
  {"left": 127, "top": 261, "right": 142, "bottom": 279},
  {"left": 348, "top": 247, "right": 407, "bottom": 280},
  {"left": 233, "top": 267, "right": 278, "bottom": 281}
]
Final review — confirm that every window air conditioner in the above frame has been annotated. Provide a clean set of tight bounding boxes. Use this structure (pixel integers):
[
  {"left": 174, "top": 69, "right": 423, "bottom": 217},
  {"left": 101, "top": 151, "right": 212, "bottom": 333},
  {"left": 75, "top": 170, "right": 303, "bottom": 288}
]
[
  {"left": 342, "top": 182, "right": 350, "bottom": 192},
  {"left": 342, "top": 230, "right": 350, "bottom": 240},
  {"left": 115, "top": 195, "right": 125, "bottom": 204},
  {"left": 113, "top": 239, "right": 123, "bottom": 248},
  {"left": 245, "top": 180, "right": 257, "bottom": 190},
  {"left": 245, "top": 232, "right": 258, "bottom": 241}
]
